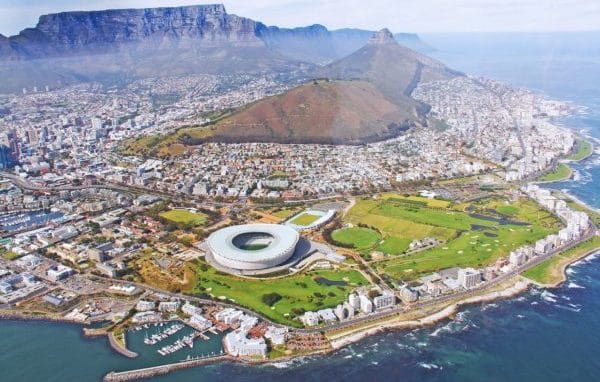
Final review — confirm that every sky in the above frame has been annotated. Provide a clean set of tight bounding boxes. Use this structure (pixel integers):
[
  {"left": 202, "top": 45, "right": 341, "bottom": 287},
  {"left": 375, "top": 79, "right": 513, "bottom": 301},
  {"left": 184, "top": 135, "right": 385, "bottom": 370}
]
[{"left": 0, "top": 0, "right": 599, "bottom": 36}]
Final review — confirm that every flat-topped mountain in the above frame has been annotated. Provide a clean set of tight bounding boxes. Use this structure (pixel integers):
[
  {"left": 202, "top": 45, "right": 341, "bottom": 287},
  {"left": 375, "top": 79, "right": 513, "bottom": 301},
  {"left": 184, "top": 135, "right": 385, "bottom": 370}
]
[
  {"left": 2, "top": 4, "right": 263, "bottom": 59},
  {"left": 0, "top": 4, "right": 437, "bottom": 92},
  {"left": 0, "top": 4, "right": 431, "bottom": 62}
]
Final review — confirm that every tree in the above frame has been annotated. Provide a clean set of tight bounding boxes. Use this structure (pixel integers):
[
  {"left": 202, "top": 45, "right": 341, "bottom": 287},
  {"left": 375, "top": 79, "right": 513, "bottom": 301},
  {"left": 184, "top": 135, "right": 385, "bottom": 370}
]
[{"left": 261, "top": 292, "right": 283, "bottom": 306}]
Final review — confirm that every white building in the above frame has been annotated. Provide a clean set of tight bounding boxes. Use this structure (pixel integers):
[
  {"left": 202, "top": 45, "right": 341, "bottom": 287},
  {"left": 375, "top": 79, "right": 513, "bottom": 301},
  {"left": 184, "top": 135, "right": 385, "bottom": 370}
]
[
  {"left": 317, "top": 308, "right": 337, "bottom": 323},
  {"left": 301, "top": 311, "right": 320, "bottom": 327},
  {"left": 509, "top": 251, "right": 526, "bottom": 266},
  {"left": 181, "top": 301, "right": 203, "bottom": 316},
  {"left": 189, "top": 314, "right": 213, "bottom": 330},
  {"left": 224, "top": 329, "right": 267, "bottom": 358},
  {"left": 373, "top": 290, "right": 396, "bottom": 310},
  {"left": 46, "top": 264, "right": 74, "bottom": 282},
  {"left": 135, "top": 300, "right": 155, "bottom": 311},
  {"left": 348, "top": 293, "right": 360, "bottom": 310},
  {"left": 359, "top": 294, "right": 373, "bottom": 313},
  {"left": 158, "top": 301, "right": 180, "bottom": 312},
  {"left": 265, "top": 326, "right": 288, "bottom": 346},
  {"left": 457, "top": 268, "right": 481, "bottom": 289}
]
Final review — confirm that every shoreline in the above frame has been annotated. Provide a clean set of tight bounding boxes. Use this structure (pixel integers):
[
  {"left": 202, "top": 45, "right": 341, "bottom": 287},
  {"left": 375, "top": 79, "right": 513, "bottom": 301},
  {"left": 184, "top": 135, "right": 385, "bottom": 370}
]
[
  {"left": 327, "top": 279, "right": 530, "bottom": 350},
  {"left": 0, "top": 242, "right": 595, "bottom": 377},
  {"left": 527, "top": 247, "right": 600, "bottom": 289}
]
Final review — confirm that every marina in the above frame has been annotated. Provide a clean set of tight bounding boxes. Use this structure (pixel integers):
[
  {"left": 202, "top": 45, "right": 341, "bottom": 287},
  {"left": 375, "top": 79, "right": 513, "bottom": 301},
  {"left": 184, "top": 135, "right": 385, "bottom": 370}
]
[
  {"left": 141, "top": 322, "right": 185, "bottom": 346},
  {"left": 125, "top": 321, "right": 226, "bottom": 366}
]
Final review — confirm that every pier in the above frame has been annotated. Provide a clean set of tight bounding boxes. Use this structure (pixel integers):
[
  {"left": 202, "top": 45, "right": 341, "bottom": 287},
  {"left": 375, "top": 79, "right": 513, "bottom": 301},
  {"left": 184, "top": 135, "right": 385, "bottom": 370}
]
[{"left": 103, "top": 354, "right": 232, "bottom": 381}]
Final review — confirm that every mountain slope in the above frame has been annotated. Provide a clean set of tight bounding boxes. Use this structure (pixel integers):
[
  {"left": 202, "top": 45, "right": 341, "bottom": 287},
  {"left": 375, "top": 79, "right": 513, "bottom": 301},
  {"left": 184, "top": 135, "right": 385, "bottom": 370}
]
[
  {"left": 320, "top": 28, "right": 460, "bottom": 102},
  {"left": 160, "top": 30, "right": 460, "bottom": 146},
  {"left": 192, "top": 80, "right": 418, "bottom": 145}
]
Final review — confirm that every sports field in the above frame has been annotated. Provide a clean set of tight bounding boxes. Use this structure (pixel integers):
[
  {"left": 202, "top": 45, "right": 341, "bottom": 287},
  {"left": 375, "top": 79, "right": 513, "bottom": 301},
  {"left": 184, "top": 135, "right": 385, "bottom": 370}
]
[
  {"left": 193, "top": 263, "right": 368, "bottom": 326},
  {"left": 159, "top": 209, "right": 208, "bottom": 226},
  {"left": 332, "top": 227, "right": 381, "bottom": 250},
  {"left": 290, "top": 212, "right": 321, "bottom": 226}
]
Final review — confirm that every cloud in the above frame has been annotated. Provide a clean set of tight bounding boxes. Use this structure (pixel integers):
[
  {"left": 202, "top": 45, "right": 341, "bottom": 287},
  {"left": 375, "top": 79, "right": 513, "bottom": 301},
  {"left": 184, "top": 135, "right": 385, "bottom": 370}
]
[{"left": 0, "top": 0, "right": 598, "bottom": 36}]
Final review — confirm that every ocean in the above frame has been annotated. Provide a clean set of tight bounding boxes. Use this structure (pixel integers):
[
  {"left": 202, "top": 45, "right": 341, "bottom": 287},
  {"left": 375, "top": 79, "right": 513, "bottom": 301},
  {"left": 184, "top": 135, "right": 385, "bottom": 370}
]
[{"left": 1, "top": 32, "right": 599, "bottom": 381}]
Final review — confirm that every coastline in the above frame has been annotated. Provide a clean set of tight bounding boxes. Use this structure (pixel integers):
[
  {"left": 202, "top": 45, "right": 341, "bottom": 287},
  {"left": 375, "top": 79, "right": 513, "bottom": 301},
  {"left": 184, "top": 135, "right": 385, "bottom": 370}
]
[
  {"left": 527, "top": 246, "right": 600, "bottom": 289},
  {"left": 327, "top": 279, "right": 530, "bottom": 350}
]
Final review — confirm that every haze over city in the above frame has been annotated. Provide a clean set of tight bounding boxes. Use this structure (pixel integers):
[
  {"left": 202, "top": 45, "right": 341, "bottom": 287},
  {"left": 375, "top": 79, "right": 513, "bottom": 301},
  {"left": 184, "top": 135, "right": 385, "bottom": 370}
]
[{"left": 1, "top": 0, "right": 599, "bottom": 36}]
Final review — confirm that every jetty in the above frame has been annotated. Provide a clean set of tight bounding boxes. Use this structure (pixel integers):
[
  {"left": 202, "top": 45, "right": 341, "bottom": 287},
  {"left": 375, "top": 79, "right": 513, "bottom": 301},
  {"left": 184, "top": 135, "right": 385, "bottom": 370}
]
[{"left": 103, "top": 354, "right": 232, "bottom": 381}]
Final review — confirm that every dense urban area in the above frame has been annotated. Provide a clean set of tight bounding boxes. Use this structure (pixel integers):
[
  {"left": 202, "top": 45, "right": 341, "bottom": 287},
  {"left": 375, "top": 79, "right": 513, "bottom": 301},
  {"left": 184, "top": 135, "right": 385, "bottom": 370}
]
[{"left": 0, "top": 21, "right": 598, "bottom": 382}]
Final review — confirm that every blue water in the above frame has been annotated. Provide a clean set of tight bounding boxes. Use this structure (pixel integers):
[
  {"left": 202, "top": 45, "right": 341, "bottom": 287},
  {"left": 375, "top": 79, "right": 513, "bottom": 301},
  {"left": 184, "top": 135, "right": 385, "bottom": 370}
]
[{"left": 1, "top": 32, "right": 600, "bottom": 381}]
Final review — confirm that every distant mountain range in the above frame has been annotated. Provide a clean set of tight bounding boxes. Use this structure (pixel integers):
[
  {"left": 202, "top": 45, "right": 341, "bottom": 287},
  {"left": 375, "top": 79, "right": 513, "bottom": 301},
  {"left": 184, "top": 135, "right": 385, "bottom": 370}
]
[
  {"left": 0, "top": 4, "right": 436, "bottom": 93},
  {"left": 0, "top": 4, "right": 432, "bottom": 62}
]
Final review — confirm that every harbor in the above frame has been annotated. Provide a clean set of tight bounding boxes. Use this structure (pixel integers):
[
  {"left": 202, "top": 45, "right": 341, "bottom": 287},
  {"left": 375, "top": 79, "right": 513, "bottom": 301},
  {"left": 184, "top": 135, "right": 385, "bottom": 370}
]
[{"left": 126, "top": 321, "right": 226, "bottom": 365}]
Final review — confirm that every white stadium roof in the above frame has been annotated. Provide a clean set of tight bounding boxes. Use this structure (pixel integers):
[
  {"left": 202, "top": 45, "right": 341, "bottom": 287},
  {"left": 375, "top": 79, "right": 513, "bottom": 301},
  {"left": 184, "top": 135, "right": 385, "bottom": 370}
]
[{"left": 207, "top": 224, "right": 300, "bottom": 270}]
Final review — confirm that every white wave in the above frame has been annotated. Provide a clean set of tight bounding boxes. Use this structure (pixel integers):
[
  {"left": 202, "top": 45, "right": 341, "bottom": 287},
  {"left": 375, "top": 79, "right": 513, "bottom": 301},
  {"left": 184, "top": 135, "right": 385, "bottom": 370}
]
[
  {"left": 481, "top": 303, "right": 498, "bottom": 311},
  {"left": 343, "top": 355, "right": 353, "bottom": 359},
  {"left": 531, "top": 301, "right": 539, "bottom": 305},
  {"left": 517, "top": 314, "right": 525, "bottom": 319},
  {"left": 416, "top": 341, "right": 429, "bottom": 347},
  {"left": 429, "top": 322, "right": 454, "bottom": 337},
  {"left": 566, "top": 268, "right": 577, "bottom": 275},
  {"left": 561, "top": 295, "right": 571, "bottom": 301},
  {"left": 371, "top": 361, "right": 379, "bottom": 366},
  {"left": 567, "top": 282, "right": 585, "bottom": 289},
  {"left": 418, "top": 362, "right": 442, "bottom": 370},
  {"left": 553, "top": 304, "right": 581, "bottom": 312},
  {"left": 270, "top": 361, "right": 294, "bottom": 369},
  {"left": 541, "top": 290, "right": 558, "bottom": 303}
]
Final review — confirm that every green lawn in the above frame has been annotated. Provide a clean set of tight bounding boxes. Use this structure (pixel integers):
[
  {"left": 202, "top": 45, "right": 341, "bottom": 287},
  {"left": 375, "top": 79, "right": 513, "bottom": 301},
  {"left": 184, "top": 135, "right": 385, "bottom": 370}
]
[
  {"left": 538, "top": 163, "right": 572, "bottom": 182},
  {"left": 1, "top": 250, "right": 20, "bottom": 260},
  {"left": 345, "top": 197, "right": 457, "bottom": 243},
  {"left": 271, "top": 208, "right": 300, "bottom": 220},
  {"left": 159, "top": 209, "right": 208, "bottom": 226},
  {"left": 332, "top": 227, "right": 381, "bottom": 250},
  {"left": 568, "top": 140, "right": 593, "bottom": 161},
  {"left": 290, "top": 212, "right": 321, "bottom": 226},
  {"left": 376, "top": 237, "right": 412, "bottom": 255},
  {"left": 523, "top": 236, "right": 600, "bottom": 285},
  {"left": 193, "top": 264, "right": 369, "bottom": 326},
  {"left": 378, "top": 198, "right": 561, "bottom": 281}
]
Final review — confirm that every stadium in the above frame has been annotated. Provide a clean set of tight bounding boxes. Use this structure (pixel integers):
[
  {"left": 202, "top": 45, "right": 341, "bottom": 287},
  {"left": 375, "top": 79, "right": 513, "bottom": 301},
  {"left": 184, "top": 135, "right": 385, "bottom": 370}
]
[{"left": 205, "top": 223, "right": 303, "bottom": 274}]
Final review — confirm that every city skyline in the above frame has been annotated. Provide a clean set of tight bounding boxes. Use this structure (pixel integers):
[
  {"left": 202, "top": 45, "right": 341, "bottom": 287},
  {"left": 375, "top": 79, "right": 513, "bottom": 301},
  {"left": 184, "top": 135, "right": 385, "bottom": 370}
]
[{"left": 1, "top": 0, "right": 599, "bottom": 36}]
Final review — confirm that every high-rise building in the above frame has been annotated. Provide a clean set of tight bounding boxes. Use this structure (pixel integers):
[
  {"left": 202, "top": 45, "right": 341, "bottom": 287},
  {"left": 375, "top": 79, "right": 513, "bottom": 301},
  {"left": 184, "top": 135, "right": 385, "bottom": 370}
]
[
  {"left": 0, "top": 129, "right": 19, "bottom": 169},
  {"left": 457, "top": 268, "right": 481, "bottom": 289}
]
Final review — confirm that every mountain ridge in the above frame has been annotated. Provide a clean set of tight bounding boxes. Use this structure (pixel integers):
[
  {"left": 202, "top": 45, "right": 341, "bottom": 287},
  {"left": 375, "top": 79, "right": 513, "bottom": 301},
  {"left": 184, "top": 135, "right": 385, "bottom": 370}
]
[{"left": 0, "top": 4, "right": 432, "bottom": 62}]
